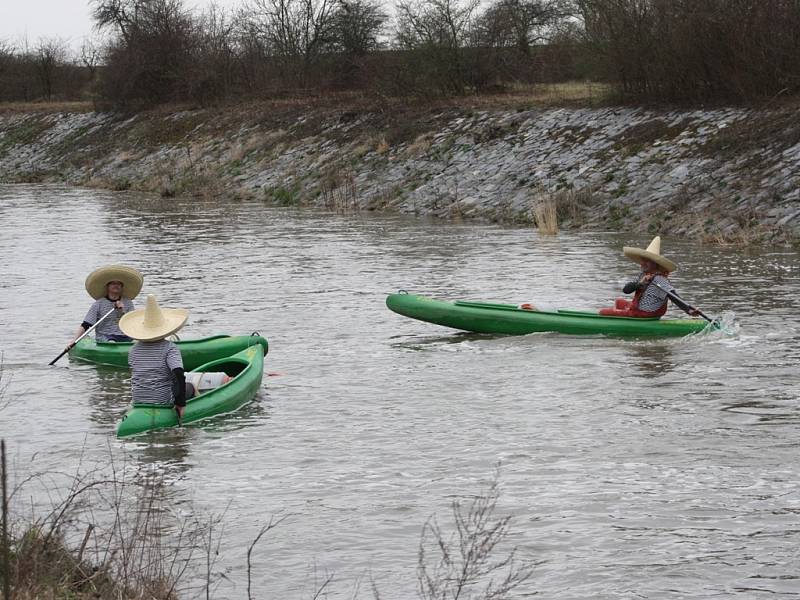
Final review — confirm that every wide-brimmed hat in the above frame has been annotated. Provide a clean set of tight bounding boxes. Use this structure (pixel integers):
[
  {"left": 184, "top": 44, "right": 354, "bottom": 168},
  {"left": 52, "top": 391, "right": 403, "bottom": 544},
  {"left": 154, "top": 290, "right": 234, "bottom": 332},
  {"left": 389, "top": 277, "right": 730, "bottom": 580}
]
[
  {"left": 623, "top": 236, "right": 677, "bottom": 273},
  {"left": 85, "top": 265, "right": 143, "bottom": 300},
  {"left": 119, "top": 294, "right": 188, "bottom": 342}
]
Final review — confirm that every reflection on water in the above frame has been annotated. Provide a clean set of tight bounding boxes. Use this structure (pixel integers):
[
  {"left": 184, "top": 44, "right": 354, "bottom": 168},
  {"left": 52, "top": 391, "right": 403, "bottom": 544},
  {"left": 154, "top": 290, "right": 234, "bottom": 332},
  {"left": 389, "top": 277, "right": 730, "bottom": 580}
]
[
  {"left": 83, "top": 365, "right": 131, "bottom": 426},
  {"left": 126, "top": 434, "right": 194, "bottom": 480},
  {"left": 626, "top": 342, "right": 677, "bottom": 378},
  {"left": 1, "top": 184, "right": 800, "bottom": 599}
]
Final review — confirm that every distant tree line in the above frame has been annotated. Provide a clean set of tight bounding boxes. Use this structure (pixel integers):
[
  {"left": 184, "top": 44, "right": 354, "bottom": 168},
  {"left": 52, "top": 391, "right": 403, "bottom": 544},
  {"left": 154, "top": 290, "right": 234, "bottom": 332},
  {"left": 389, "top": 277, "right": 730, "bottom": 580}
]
[
  {"left": 578, "top": 0, "right": 800, "bottom": 103},
  {"left": 1, "top": 0, "right": 799, "bottom": 107},
  {"left": 0, "top": 37, "right": 97, "bottom": 102}
]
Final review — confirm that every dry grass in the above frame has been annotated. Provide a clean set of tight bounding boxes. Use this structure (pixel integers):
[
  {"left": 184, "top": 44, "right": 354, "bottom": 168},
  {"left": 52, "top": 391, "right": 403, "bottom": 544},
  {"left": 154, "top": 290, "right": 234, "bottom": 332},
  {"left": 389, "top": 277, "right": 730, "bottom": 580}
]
[
  {"left": 531, "top": 188, "right": 559, "bottom": 235},
  {"left": 0, "top": 101, "right": 95, "bottom": 114},
  {"left": 531, "top": 186, "right": 596, "bottom": 235},
  {"left": 406, "top": 133, "right": 433, "bottom": 157},
  {"left": 501, "top": 81, "right": 613, "bottom": 107},
  {"left": 375, "top": 136, "right": 390, "bottom": 154}
]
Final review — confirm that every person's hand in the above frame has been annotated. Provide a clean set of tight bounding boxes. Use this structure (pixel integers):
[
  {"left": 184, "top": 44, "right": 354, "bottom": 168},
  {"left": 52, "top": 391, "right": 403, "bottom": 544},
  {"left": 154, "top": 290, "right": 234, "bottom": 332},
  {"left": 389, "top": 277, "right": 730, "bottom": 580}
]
[
  {"left": 114, "top": 300, "right": 125, "bottom": 310},
  {"left": 639, "top": 273, "right": 655, "bottom": 285},
  {"left": 689, "top": 308, "right": 700, "bottom": 317}
]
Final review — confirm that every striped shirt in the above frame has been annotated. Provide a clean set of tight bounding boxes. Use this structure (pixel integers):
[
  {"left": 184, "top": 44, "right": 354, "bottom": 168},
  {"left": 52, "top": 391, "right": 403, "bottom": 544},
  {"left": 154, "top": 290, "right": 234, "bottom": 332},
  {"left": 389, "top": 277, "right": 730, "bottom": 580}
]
[
  {"left": 628, "top": 272, "right": 675, "bottom": 312},
  {"left": 83, "top": 297, "right": 134, "bottom": 341},
  {"left": 128, "top": 340, "right": 183, "bottom": 405}
]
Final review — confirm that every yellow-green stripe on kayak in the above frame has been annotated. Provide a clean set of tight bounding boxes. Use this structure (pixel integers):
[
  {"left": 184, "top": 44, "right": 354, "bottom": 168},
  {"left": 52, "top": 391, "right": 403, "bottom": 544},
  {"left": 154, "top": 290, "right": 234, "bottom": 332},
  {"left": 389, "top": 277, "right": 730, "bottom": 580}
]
[
  {"left": 69, "top": 334, "right": 268, "bottom": 370},
  {"left": 386, "top": 293, "right": 713, "bottom": 337},
  {"left": 116, "top": 344, "right": 264, "bottom": 438}
]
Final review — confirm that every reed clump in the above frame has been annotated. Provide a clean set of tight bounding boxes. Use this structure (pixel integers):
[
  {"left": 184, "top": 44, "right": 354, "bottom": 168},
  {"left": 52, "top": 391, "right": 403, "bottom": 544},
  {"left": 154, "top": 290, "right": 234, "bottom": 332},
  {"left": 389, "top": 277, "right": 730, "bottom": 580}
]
[
  {"left": 531, "top": 188, "right": 559, "bottom": 235},
  {"left": 531, "top": 186, "right": 596, "bottom": 235}
]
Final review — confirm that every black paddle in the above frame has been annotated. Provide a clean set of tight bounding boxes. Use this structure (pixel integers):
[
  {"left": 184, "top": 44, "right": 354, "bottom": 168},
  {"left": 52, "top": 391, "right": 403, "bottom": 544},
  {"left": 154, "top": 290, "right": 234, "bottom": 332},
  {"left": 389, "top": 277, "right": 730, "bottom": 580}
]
[
  {"left": 650, "top": 281, "right": 714, "bottom": 323},
  {"left": 49, "top": 306, "right": 118, "bottom": 365}
]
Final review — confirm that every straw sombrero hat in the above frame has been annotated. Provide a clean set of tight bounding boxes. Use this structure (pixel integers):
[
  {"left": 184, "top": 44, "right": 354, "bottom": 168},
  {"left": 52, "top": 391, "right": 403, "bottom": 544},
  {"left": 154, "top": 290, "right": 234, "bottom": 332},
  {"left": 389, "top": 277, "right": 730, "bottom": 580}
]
[
  {"left": 623, "top": 236, "right": 677, "bottom": 273},
  {"left": 85, "top": 265, "right": 143, "bottom": 300},
  {"left": 119, "top": 294, "right": 188, "bottom": 342}
]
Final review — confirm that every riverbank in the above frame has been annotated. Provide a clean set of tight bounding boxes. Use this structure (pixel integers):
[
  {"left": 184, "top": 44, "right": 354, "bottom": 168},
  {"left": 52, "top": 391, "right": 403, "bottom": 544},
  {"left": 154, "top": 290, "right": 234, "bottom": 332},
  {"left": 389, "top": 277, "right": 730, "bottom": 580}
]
[{"left": 1, "top": 95, "right": 798, "bottom": 245}]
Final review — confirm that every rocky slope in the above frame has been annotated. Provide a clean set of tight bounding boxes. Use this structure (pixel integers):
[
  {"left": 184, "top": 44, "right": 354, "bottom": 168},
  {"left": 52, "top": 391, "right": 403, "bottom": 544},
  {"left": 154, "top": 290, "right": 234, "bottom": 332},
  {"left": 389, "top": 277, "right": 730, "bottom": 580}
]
[{"left": 1, "top": 102, "right": 798, "bottom": 245}]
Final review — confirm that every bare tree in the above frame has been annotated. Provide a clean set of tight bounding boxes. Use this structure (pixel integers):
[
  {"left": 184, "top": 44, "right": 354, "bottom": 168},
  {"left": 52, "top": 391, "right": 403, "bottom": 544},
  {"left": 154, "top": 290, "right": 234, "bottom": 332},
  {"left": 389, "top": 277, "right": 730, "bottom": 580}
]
[
  {"left": 395, "top": 0, "right": 480, "bottom": 94},
  {"left": 475, "top": 0, "right": 572, "bottom": 54},
  {"left": 244, "top": 0, "right": 338, "bottom": 82},
  {"left": 80, "top": 37, "right": 103, "bottom": 82},
  {"left": 35, "top": 37, "right": 67, "bottom": 100},
  {"left": 92, "top": 0, "right": 197, "bottom": 105},
  {"left": 332, "top": 0, "right": 386, "bottom": 56},
  {"left": 191, "top": 3, "right": 238, "bottom": 103},
  {"left": 91, "top": 0, "right": 142, "bottom": 42}
]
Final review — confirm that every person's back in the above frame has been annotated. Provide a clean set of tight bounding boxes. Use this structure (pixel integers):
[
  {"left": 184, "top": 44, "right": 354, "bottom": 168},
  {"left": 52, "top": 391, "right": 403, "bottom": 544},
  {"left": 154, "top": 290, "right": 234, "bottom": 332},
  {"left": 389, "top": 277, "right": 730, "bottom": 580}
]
[{"left": 128, "top": 339, "right": 182, "bottom": 405}]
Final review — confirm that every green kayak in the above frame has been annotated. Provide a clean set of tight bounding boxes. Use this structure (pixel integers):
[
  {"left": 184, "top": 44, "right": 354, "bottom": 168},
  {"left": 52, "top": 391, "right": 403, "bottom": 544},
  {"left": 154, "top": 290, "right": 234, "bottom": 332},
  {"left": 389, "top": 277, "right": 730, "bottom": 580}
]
[
  {"left": 386, "top": 293, "right": 713, "bottom": 337},
  {"left": 69, "top": 334, "right": 268, "bottom": 370},
  {"left": 116, "top": 344, "right": 264, "bottom": 437}
]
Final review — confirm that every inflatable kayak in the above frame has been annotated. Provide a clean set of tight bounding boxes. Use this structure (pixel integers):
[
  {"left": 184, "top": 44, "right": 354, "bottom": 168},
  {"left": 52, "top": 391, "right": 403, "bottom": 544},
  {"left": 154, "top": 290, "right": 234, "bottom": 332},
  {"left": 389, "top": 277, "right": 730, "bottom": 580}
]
[
  {"left": 386, "top": 293, "right": 712, "bottom": 337},
  {"left": 116, "top": 343, "right": 264, "bottom": 437},
  {"left": 69, "top": 334, "right": 268, "bottom": 370}
]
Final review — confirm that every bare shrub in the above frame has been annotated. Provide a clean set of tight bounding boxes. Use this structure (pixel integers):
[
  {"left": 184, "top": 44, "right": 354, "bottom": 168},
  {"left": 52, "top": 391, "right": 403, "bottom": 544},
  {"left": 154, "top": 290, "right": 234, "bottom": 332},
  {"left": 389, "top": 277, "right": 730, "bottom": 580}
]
[
  {"left": 555, "top": 186, "right": 594, "bottom": 225},
  {"left": 2, "top": 449, "right": 223, "bottom": 599},
  {"left": 154, "top": 147, "right": 222, "bottom": 199},
  {"left": 321, "top": 168, "right": 359, "bottom": 212},
  {"left": 417, "top": 470, "right": 536, "bottom": 600}
]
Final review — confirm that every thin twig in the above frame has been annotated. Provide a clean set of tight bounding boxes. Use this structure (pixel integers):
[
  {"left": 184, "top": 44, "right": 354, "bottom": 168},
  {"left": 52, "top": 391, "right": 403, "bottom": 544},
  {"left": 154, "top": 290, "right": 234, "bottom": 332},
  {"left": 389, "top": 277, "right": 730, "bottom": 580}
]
[{"left": 247, "top": 514, "right": 288, "bottom": 600}]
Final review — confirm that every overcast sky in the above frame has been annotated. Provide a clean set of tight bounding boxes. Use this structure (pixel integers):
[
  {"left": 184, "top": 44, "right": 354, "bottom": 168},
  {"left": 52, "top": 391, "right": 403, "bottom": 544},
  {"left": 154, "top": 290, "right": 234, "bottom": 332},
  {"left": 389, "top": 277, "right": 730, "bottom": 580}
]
[{"left": 1, "top": 0, "right": 243, "bottom": 49}]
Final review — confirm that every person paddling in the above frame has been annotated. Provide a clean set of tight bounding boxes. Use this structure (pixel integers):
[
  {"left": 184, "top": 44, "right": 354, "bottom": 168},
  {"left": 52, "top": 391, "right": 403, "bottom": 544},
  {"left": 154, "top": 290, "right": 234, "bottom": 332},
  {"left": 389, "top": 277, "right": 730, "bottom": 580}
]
[
  {"left": 66, "top": 265, "right": 143, "bottom": 349},
  {"left": 599, "top": 236, "right": 700, "bottom": 318},
  {"left": 119, "top": 294, "right": 192, "bottom": 419}
]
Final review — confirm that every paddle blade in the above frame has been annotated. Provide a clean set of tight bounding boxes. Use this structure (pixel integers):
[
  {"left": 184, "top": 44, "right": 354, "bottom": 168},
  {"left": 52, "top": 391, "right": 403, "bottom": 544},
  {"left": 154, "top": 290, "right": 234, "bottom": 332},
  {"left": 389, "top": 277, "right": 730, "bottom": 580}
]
[{"left": 49, "top": 345, "right": 73, "bottom": 366}]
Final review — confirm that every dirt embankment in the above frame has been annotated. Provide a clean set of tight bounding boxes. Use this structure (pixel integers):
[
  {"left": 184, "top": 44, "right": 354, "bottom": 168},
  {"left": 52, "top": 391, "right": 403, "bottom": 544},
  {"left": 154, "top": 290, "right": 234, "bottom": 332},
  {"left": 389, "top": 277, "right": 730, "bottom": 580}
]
[{"left": 1, "top": 99, "right": 798, "bottom": 245}]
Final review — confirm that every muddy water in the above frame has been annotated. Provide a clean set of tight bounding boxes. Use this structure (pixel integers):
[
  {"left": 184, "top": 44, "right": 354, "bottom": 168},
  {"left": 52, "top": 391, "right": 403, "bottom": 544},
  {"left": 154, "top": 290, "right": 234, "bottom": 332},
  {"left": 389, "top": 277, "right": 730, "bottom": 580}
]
[{"left": 1, "top": 184, "right": 799, "bottom": 598}]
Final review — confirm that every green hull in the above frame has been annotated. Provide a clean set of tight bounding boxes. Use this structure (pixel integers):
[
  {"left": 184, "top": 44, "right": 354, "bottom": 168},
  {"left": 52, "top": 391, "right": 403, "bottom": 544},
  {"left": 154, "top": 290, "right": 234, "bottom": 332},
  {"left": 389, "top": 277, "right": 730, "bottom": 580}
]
[
  {"left": 116, "top": 344, "right": 265, "bottom": 437},
  {"left": 69, "top": 334, "right": 268, "bottom": 370},
  {"left": 386, "top": 293, "right": 712, "bottom": 337}
]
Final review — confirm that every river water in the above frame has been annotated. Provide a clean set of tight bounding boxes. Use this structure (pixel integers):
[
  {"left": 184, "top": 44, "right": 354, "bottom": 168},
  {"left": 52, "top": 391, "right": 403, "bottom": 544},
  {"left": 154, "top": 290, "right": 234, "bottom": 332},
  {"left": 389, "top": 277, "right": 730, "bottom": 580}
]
[{"left": 1, "top": 184, "right": 799, "bottom": 599}]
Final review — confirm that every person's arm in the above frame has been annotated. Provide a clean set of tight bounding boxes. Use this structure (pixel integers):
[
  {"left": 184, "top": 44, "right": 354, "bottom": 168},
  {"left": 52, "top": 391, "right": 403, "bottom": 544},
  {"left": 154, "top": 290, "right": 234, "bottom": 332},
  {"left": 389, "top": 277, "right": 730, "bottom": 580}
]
[
  {"left": 68, "top": 302, "right": 100, "bottom": 348},
  {"left": 69, "top": 323, "right": 89, "bottom": 345},
  {"left": 166, "top": 343, "right": 186, "bottom": 416},
  {"left": 667, "top": 289, "right": 701, "bottom": 316},
  {"left": 622, "top": 280, "right": 639, "bottom": 294},
  {"left": 172, "top": 368, "right": 186, "bottom": 406},
  {"left": 651, "top": 276, "right": 700, "bottom": 316},
  {"left": 622, "top": 271, "right": 646, "bottom": 294}
]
